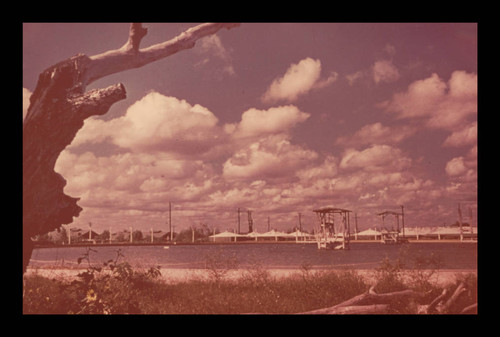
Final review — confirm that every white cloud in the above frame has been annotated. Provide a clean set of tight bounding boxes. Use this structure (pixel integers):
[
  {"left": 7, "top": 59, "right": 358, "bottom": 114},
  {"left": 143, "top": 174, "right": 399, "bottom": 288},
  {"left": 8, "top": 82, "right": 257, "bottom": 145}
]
[
  {"left": 232, "top": 105, "right": 310, "bottom": 139},
  {"left": 314, "top": 71, "right": 338, "bottom": 89},
  {"left": 262, "top": 57, "right": 336, "bottom": 103},
  {"left": 223, "top": 135, "right": 318, "bottom": 181},
  {"left": 445, "top": 157, "right": 468, "bottom": 177},
  {"left": 379, "top": 71, "right": 477, "bottom": 130},
  {"left": 55, "top": 149, "right": 217, "bottom": 208},
  {"left": 72, "top": 93, "right": 311, "bottom": 160},
  {"left": 71, "top": 92, "right": 226, "bottom": 156},
  {"left": 346, "top": 71, "right": 364, "bottom": 86},
  {"left": 296, "top": 155, "right": 338, "bottom": 181},
  {"left": 336, "top": 122, "right": 417, "bottom": 147},
  {"left": 339, "top": 145, "right": 411, "bottom": 172},
  {"left": 372, "top": 60, "right": 400, "bottom": 84},
  {"left": 443, "top": 122, "right": 477, "bottom": 147},
  {"left": 195, "top": 34, "right": 235, "bottom": 76},
  {"left": 445, "top": 147, "right": 477, "bottom": 183}
]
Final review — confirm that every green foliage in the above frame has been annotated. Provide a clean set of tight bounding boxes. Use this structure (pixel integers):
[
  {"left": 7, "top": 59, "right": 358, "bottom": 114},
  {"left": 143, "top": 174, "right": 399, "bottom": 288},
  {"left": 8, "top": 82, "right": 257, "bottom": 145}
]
[
  {"left": 23, "top": 249, "right": 476, "bottom": 314},
  {"left": 176, "top": 223, "right": 212, "bottom": 243},
  {"left": 23, "top": 248, "right": 162, "bottom": 314},
  {"left": 204, "top": 248, "right": 239, "bottom": 283}
]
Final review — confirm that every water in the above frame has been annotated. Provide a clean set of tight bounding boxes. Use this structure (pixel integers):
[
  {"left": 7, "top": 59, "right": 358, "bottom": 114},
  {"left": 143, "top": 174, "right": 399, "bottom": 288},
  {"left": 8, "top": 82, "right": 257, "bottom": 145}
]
[{"left": 29, "top": 242, "right": 477, "bottom": 270}]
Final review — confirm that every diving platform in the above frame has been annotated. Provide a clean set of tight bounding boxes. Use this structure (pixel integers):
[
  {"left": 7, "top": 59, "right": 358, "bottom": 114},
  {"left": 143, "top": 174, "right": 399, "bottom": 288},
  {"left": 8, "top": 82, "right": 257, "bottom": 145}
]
[
  {"left": 313, "top": 207, "right": 351, "bottom": 250},
  {"left": 377, "top": 208, "right": 408, "bottom": 244}
]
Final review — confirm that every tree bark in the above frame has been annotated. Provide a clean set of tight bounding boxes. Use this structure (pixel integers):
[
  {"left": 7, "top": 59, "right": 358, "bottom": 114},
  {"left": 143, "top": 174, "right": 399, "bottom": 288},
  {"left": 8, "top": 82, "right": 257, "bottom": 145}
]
[
  {"left": 299, "top": 284, "right": 430, "bottom": 315},
  {"left": 23, "top": 23, "right": 240, "bottom": 273},
  {"left": 302, "top": 304, "right": 390, "bottom": 315}
]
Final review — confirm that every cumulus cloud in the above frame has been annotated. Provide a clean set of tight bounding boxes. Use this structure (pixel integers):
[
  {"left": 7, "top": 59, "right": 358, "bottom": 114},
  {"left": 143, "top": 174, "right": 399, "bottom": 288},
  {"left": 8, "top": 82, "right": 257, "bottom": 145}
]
[
  {"left": 296, "top": 155, "right": 338, "bottom": 181},
  {"left": 339, "top": 144, "right": 411, "bottom": 172},
  {"left": 223, "top": 135, "right": 318, "bottom": 181},
  {"left": 335, "top": 122, "right": 417, "bottom": 147},
  {"left": 346, "top": 46, "right": 399, "bottom": 86},
  {"left": 71, "top": 92, "right": 226, "bottom": 156},
  {"left": 23, "top": 88, "right": 32, "bottom": 121},
  {"left": 55, "top": 89, "right": 323, "bottom": 228},
  {"left": 445, "top": 156, "right": 468, "bottom": 177},
  {"left": 195, "top": 34, "right": 235, "bottom": 76},
  {"left": 72, "top": 93, "right": 311, "bottom": 160},
  {"left": 372, "top": 60, "right": 400, "bottom": 84},
  {"left": 231, "top": 105, "right": 310, "bottom": 139},
  {"left": 379, "top": 70, "right": 477, "bottom": 130},
  {"left": 262, "top": 57, "right": 337, "bottom": 103},
  {"left": 55, "top": 149, "right": 217, "bottom": 208},
  {"left": 114, "top": 93, "right": 220, "bottom": 152},
  {"left": 346, "top": 71, "right": 364, "bottom": 86},
  {"left": 443, "top": 122, "right": 477, "bottom": 147}
]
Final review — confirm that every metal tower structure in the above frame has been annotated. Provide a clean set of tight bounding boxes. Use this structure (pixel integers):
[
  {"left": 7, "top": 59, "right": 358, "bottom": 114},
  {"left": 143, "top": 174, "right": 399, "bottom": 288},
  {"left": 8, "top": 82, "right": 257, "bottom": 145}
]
[{"left": 313, "top": 207, "right": 351, "bottom": 250}]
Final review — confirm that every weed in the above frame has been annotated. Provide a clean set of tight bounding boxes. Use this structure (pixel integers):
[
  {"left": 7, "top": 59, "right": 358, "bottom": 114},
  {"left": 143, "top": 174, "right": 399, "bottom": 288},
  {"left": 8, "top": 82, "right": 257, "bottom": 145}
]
[
  {"left": 23, "top": 251, "right": 473, "bottom": 314},
  {"left": 23, "top": 248, "right": 162, "bottom": 314},
  {"left": 204, "top": 248, "right": 238, "bottom": 283}
]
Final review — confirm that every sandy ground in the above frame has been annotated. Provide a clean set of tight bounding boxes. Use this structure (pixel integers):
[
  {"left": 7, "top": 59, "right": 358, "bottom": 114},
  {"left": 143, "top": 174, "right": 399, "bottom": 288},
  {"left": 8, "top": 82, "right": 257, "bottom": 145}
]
[{"left": 24, "top": 266, "right": 476, "bottom": 286}]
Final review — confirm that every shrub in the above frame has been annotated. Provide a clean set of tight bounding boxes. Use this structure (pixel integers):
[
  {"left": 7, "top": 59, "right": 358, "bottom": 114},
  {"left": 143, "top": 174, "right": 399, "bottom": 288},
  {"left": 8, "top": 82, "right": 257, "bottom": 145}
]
[
  {"left": 23, "top": 248, "right": 162, "bottom": 314},
  {"left": 23, "top": 249, "right": 469, "bottom": 314}
]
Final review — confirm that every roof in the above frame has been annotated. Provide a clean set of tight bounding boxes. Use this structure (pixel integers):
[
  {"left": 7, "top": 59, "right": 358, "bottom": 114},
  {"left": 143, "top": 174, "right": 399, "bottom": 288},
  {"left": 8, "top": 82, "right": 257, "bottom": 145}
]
[
  {"left": 258, "top": 229, "right": 290, "bottom": 237},
  {"left": 287, "top": 230, "right": 315, "bottom": 237},
  {"left": 313, "top": 207, "right": 352, "bottom": 213},
  {"left": 356, "top": 228, "right": 382, "bottom": 236},
  {"left": 246, "top": 231, "right": 262, "bottom": 237},
  {"left": 209, "top": 230, "right": 245, "bottom": 238},
  {"left": 432, "top": 227, "right": 463, "bottom": 235}
]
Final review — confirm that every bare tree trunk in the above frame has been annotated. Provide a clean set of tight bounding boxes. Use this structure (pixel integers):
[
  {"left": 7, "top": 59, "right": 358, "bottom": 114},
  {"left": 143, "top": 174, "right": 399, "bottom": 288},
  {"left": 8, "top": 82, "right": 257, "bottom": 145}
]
[
  {"left": 23, "top": 23, "right": 240, "bottom": 273},
  {"left": 299, "top": 282, "right": 476, "bottom": 315},
  {"left": 300, "top": 284, "right": 429, "bottom": 314}
]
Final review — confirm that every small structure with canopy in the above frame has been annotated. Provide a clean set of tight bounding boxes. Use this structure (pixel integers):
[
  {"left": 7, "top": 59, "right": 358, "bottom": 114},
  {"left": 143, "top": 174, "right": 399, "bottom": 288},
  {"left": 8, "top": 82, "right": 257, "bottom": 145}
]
[
  {"left": 313, "top": 206, "right": 352, "bottom": 250},
  {"left": 377, "top": 209, "right": 408, "bottom": 244}
]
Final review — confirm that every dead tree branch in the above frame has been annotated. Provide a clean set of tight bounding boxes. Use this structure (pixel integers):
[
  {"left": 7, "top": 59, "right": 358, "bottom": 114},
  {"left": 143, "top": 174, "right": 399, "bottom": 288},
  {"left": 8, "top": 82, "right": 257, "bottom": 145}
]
[
  {"left": 23, "top": 23, "right": 240, "bottom": 273},
  {"left": 83, "top": 23, "right": 240, "bottom": 86},
  {"left": 300, "top": 283, "right": 429, "bottom": 314},
  {"left": 300, "top": 281, "right": 475, "bottom": 315}
]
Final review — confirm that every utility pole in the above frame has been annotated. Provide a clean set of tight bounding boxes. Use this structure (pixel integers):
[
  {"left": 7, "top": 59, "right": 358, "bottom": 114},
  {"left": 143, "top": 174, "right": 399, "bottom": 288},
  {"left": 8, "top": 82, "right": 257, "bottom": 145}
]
[
  {"left": 129, "top": 226, "right": 133, "bottom": 243},
  {"left": 400, "top": 205, "right": 405, "bottom": 237},
  {"left": 88, "top": 222, "right": 92, "bottom": 241},
  {"left": 469, "top": 206, "right": 474, "bottom": 237},
  {"left": 247, "top": 210, "right": 253, "bottom": 233},
  {"left": 298, "top": 213, "right": 302, "bottom": 232},
  {"left": 169, "top": 202, "right": 172, "bottom": 242},
  {"left": 237, "top": 208, "right": 241, "bottom": 234},
  {"left": 354, "top": 213, "right": 359, "bottom": 240},
  {"left": 458, "top": 203, "right": 463, "bottom": 242}
]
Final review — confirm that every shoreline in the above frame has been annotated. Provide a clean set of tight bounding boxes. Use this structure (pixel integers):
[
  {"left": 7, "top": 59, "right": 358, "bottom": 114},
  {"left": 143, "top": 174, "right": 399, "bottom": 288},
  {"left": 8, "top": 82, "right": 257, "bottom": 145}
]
[
  {"left": 33, "top": 239, "right": 477, "bottom": 249},
  {"left": 25, "top": 266, "right": 476, "bottom": 286}
]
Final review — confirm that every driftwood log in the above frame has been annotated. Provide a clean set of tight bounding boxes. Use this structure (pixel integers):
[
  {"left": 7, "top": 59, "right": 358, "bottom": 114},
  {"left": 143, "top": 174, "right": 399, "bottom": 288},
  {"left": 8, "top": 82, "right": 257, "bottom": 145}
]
[
  {"left": 23, "top": 23, "right": 240, "bottom": 273},
  {"left": 299, "top": 281, "right": 477, "bottom": 315}
]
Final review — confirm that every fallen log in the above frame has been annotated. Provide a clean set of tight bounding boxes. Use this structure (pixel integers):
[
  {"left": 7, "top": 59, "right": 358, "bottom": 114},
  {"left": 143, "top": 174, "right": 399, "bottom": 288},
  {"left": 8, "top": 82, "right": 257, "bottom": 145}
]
[
  {"left": 418, "top": 282, "right": 472, "bottom": 314},
  {"left": 300, "top": 283, "right": 429, "bottom": 315},
  {"left": 300, "top": 281, "right": 476, "bottom": 315},
  {"left": 302, "top": 304, "right": 390, "bottom": 315},
  {"left": 460, "top": 303, "right": 478, "bottom": 314}
]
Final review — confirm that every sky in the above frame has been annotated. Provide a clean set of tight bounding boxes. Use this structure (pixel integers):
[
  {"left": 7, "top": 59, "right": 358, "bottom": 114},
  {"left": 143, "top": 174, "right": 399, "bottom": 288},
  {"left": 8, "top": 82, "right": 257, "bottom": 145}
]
[{"left": 23, "top": 23, "right": 477, "bottom": 234}]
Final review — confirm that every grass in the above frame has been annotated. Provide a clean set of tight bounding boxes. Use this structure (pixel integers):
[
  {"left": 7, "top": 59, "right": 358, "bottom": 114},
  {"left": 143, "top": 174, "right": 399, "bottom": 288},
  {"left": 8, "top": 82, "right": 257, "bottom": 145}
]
[{"left": 23, "top": 249, "right": 477, "bottom": 314}]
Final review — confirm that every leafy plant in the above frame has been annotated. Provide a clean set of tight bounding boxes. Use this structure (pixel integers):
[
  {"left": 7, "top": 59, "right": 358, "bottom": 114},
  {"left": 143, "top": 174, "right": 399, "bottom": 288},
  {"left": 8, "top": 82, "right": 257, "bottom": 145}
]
[{"left": 24, "top": 248, "right": 162, "bottom": 314}]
